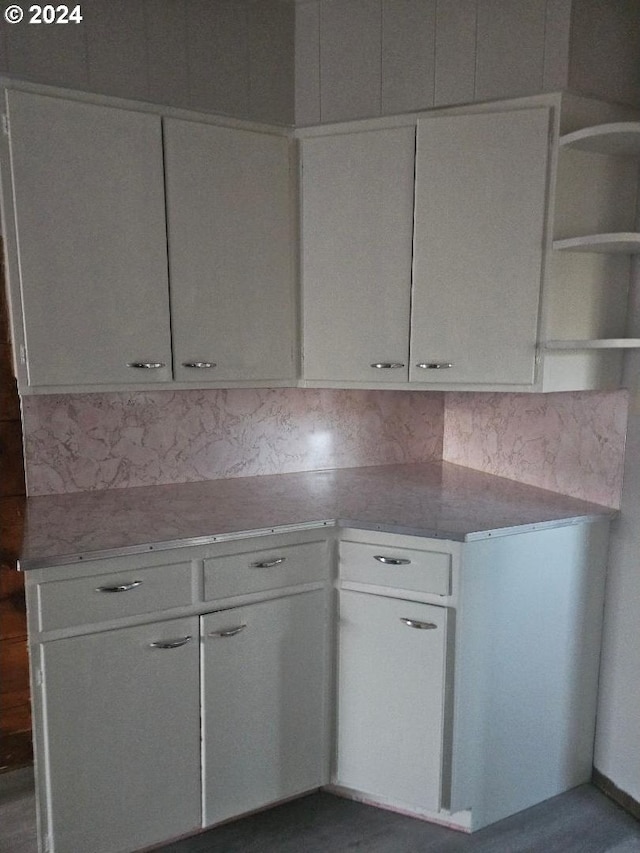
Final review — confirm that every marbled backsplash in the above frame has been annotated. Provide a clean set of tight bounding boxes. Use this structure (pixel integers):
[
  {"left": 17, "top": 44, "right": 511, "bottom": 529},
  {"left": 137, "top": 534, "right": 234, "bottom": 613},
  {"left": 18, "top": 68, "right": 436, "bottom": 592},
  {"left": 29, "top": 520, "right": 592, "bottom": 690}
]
[
  {"left": 443, "top": 391, "right": 628, "bottom": 509},
  {"left": 21, "top": 388, "right": 444, "bottom": 496},
  {"left": 21, "top": 387, "right": 628, "bottom": 508}
]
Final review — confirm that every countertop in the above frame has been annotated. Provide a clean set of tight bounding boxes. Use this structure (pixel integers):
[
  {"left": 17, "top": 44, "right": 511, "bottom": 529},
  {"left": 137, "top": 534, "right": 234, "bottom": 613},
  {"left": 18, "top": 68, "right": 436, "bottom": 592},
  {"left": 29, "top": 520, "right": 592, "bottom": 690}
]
[{"left": 17, "top": 462, "right": 616, "bottom": 569}]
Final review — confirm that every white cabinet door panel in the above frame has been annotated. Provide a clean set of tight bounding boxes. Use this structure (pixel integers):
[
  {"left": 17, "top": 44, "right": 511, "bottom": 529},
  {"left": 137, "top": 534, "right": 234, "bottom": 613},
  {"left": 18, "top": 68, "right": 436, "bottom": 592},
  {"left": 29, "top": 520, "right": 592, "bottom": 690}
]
[
  {"left": 41, "top": 617, "right": 200, "bottom": 853},
  {"left": 301, "top": 127, "right": 415, "bottom": 382},
  {"left": 7, "top": 91, "right": 173, "bottom": 388},
  {"left": 411, "top": 108, "right": 550, "bottom": 385},
  {"left": 336, "top": 590, "right": 447, "bottom": 813},
  {"left": 164, "top": 119, "right": 295, "bottom": 383},
  {"left": 202, "top": 591, "right": 327, "bottom": 827}
]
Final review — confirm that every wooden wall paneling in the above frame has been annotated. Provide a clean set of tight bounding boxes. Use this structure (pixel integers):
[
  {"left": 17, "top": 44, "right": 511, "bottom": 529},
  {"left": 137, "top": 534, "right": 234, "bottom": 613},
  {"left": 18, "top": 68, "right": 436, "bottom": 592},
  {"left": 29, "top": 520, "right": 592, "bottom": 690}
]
[
  {"left": 186, "top": 0, "right": 249, "bottom": 118},
  {"left": 543, "top": 0, "right": 572, "bottom": 92},
  {"left": 0, "top": 421, "right": 25, "bottom": 498},
  {"left": 3, "top": 7, "right": 88, "bottom": 89},
  {"left": 319, "top": 0, "right": 382, "bottom": 122},
  {"left": 249, "top": 0, "right": 295, "bottom": 125},
  {"left": 295, "top": 1, "right": 321, "bottom": 126},
  {"left": 569, "top": 0, "right": 640, "bottom": 108},
  {"left": 433, "top": 0, "right": 477, "bottom": 107},
  {"left": 85, "top": 0, "right": 149, "bottom": 100},
  {"left": 475, "top": 0, "right": 547, "bottom": 101},
  {"left": 144, "top": 0, "right": 190, "bottom": 109},
  {"left": 381, "top": 0, "right": 436, "bottom": 114},
  {"left": 0, "top": 238, "right": 29, "bottom": 772}
]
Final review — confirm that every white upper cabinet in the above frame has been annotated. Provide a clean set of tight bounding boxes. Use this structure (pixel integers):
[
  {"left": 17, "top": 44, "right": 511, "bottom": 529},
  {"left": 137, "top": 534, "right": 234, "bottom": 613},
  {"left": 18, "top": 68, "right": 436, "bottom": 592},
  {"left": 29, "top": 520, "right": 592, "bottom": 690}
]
[
  {"left": 410, "top": 107, "right": 550, "bottom": 386},
  {"left": 301, "top": 127, "right": 415, "bottom": 383},
  {"left": 164, "top": 120, "right": 296, "bottom": 383},
  {"left": 6, "top": 90, "right": 173, "bottom": 388}
]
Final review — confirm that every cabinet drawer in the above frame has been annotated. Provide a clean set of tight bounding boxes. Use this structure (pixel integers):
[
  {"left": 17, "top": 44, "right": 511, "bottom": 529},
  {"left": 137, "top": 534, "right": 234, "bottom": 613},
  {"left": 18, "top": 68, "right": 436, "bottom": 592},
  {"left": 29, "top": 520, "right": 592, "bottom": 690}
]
[
  {"left": 37, "top": 562, "right": 194, "bottom": 631},
  {"left": 203, "top": 541, "right": 327, "bottom": 601},
  {"left": 339, "top": 541, "right": 451, "bottom": 596}
]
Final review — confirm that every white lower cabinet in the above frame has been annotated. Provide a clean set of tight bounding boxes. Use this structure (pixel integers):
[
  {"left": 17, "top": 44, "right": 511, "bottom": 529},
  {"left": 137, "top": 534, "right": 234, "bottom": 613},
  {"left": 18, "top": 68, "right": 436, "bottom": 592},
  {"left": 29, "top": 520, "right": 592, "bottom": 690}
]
[
  {"left": 202, "top": 591, "right": 328, "bottom": 826},
  {"left": 40, "top": 617, "right": 201, "bottom": 853},
  {"left": 336, "top": 591, "right": 448, "bottom": 813},
  {"left": 26, "top": 521, "right": 611, "bottom": 850}
]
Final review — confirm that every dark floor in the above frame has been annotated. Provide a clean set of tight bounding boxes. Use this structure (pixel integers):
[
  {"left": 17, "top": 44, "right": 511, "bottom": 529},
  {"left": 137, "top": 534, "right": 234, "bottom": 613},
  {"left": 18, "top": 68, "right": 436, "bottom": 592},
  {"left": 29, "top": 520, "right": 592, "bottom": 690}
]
[
  {"left": 2, "top": 773, "right": 640, "bottom": 853},
  {"left": 157, "top": 787, "right": 640, "bottom": 853}
]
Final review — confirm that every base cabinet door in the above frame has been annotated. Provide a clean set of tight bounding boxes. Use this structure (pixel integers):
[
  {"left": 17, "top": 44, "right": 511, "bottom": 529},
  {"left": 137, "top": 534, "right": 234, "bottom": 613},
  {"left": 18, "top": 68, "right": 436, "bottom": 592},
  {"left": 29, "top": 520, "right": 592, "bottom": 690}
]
[
  {"left": 336, "top": 590, "right": 448, "bottom": 813},
  {"left": 40, "top": 617, "right": 200, "bottom": 853},
  {"left": 202, "top": 591, "right": 328, "bottom": 826}
]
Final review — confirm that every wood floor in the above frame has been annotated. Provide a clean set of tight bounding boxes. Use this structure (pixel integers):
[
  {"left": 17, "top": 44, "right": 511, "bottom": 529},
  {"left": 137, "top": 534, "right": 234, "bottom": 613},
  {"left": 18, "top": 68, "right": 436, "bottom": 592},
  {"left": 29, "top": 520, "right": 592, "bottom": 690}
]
[{"left": 2, "top": 773, "right": 640, "bottom": 853}]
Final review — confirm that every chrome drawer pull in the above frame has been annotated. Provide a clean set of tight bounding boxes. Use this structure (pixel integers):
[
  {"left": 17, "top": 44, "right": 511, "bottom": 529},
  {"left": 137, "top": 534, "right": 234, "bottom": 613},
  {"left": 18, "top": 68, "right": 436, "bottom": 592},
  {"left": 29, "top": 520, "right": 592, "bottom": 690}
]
[
  {"left": 373, "top": 556, "right": 411, "bottom": 566},
  {"left": 370, "top": 362, "right": 405, "bottom": 369},
  {"left": 210, "top": 625, "right": 247, "bottom": 638},
  {"left": 150, "top": 636, "right": 192, "bottom": 649},
  {"left": 416, "top": 362, "right": 453, "bottom": 370},
  {"left": 96, "top": 580, "right": 142, "bottom": 593},
  {"left": 400, "top": 618, "right": 437, "bottom": 630},
  {"left": 126, "top": 362, "right": 165, "bottom": 369},
  {"left": 251, "top": 557, "right": 286, "bottom": 569},
  {"left": 182, "top": 361, "right": 216, "bottom": 369}
]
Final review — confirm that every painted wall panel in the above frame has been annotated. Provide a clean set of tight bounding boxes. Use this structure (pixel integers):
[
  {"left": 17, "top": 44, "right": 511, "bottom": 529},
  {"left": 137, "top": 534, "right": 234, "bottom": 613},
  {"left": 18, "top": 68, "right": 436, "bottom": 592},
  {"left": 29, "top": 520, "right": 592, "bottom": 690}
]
[
  {"left": 4, "top": 11, "right": 87, "bottom": 89},
  {"left": 145, "top": 0, "right": 190, "bottom": 108},
  {"left": 86, "top": 0, "right": 149, "bottom": 100},
  {"left": 381, "top": 0, "right": 436, "bottom": 114},
  {"left": 543, "top": 0, "right": 572, "bottom": 91},
  {"left": 249, "top": 0, "right": 295, "bottom": 125},
  {"left": 320, "top": 0, "right": 382, "bottom": 122},
  {"left": 475, "top": 0, "right": 547, "bottom": 101},
  {"left": 569, "top": 0, "right": 640, "bottom": 107},
  {"left": 434, "top": 0, "right": 477, "bottom": 107},
  {"left": 186, "top": 0, "right": 249, "bottom": 117},
  {"left": 295, "top": 1, "right": 321, "bottom": 125}
]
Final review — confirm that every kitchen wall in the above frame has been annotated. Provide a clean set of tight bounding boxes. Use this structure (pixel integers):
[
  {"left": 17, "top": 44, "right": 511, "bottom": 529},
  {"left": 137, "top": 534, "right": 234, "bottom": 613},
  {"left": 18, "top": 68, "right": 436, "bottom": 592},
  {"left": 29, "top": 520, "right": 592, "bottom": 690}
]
[
  {"left": 295, "top": 0, "right": 640, "bottom": 126},
  {"left": 0, "top": 0, "right": 295, "bottom": 124}
]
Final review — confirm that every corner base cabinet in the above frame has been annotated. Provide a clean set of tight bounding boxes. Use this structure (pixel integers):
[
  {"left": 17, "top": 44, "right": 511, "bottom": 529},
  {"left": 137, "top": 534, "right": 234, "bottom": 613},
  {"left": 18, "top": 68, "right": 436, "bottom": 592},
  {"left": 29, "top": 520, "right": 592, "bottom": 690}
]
[
  {"left": 24, "top": 519, "right": 610, "bottom": 850},
  {"left": 334, "top": 523, "right": 610, "bottom": 832}
]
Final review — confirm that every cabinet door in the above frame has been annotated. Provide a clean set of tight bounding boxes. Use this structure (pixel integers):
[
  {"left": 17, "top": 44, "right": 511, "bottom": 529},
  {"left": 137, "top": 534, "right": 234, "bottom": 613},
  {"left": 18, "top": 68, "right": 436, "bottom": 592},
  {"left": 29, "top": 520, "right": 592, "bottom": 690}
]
[
  {"left": 301, "top": 127, "right": 415, "bottom": 383},
  {"left": 336, "top": 590, "right": 448, "bottom": 813},
  {"left": 202, "top": 591, "right": 328, "bottom": 826},
  {"left": 6, "top": 91, "right": 172, "bottom": 388},
  {"left": 411, "top": 108, "right": 550, "bottom": 386},
  {"left": 164, "top": 120, "right": 295, "bottom": 383},
  {"left": 40, "top": 617, "right": 200, "bottom": 853}
]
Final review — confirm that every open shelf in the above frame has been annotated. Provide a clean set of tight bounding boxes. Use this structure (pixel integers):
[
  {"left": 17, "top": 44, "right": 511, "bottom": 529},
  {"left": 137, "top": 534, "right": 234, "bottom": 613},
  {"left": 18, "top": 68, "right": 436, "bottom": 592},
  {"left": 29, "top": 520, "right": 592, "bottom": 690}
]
[
  {"left": 553, "top": 233, "right": 640, "bottom": 254},
  {"left": 559, "top": 122, "right": 640, "bottom": 157},
  {"left": 544, "top": 339, "right": 640, "bottom": 351}
]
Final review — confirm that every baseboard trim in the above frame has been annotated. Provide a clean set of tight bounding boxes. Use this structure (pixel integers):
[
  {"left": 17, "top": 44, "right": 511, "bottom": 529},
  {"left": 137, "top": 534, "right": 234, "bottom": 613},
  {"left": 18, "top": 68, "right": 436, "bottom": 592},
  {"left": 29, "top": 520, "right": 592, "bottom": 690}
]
[{"left": 592, "top": 767, "right": 640, "bottom": 821}]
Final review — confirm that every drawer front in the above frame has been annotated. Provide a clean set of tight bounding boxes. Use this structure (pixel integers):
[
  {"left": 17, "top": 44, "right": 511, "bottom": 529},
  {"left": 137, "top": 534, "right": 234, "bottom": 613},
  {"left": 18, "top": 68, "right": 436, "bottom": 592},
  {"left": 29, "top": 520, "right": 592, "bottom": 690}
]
[
  {"left": 37, "top": 562, "right": 194, "bottom": 631},
  {"left": 204, "top": 541, "right": 327, "bottom": 601},
  {"left": 339, "top": 541, "right": 451, "bottom": 595}
]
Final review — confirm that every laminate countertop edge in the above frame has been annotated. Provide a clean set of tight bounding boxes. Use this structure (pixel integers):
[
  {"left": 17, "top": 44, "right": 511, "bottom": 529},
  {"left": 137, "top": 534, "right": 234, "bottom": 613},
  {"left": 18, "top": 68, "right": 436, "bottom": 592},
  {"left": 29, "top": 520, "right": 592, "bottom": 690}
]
[{"left": 16, "top": 463, "right": 617, "bottom": 571}]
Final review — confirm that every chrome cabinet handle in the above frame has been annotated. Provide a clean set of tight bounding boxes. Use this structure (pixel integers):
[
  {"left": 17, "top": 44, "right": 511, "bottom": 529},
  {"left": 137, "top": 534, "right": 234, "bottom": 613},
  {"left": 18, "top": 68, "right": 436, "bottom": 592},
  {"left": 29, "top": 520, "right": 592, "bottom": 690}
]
[
  {"left": 182, "top": 361, "right": 216, "bottom": 369},
  {"left": 400, "top": 618, "right": 437, "bottom": 630},
  {"left": 96, "top": 580, "right": 142, "bottom": 593},
  {"left": 251, "top": 557, "right": 286, "bottom": 568},
  {"left": 127, "top": 362, "right": 165, "bottom": 369},
  {"left": 209, "top": 625, "right": 247, "bottom": 638},
  {"left": 416, "top": 362, "right": 453, "bottom": 370},
  {"left": 370, "top": 363, "right": 405, "bottom": 369},
  {"left": 150, "top": 636, "right": 192, "bottom": 649},
  {"left": 374, "top": 555, "right": 411, "bottom": 566}
]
